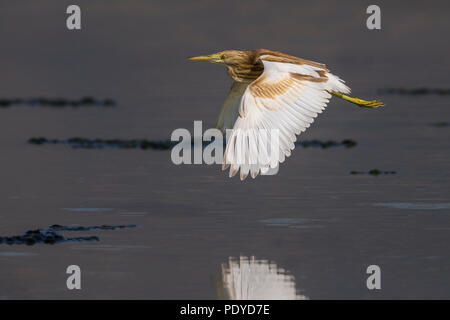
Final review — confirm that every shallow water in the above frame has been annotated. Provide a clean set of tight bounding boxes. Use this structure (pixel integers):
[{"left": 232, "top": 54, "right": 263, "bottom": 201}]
[
  {"left": 375, "top": 203, "right": 450, "bottom": 210},
  {"left": 0, "top": 1, "right": 449, "bottom": 299}
]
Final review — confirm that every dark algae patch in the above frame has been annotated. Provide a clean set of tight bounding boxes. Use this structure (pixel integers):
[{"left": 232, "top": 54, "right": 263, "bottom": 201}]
[
  {"left": 0, "top": 97, "right": 116, "bottom": 108},
  {"left": 0, "top": 224, "right": 136, "bottom": 246},
  {"left": 0, "top": 229, "right": 98, "bottom": 245},
  {"left": 28, "top": 137, "right": 173, "bottom": 150},
  {"left": 378, "top": 88, "right": 450, "bottom": 96},
  {"left": 48, "top": 224, "right": 136, "bottom": 231},
  {"left": 350, "top": 169, "right": 397, "bottom": 176},
  {"left": 28, "top": 137, "right": 357, "bottom": 150},
  {"left": 295, "top": 139, "right": 356, "bottom": 149},
  {"left": 430, "top": 122, "right": 450, "bottom": 128}
]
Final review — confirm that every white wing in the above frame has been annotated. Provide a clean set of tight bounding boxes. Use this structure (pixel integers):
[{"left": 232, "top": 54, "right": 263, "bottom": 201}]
[
  {"left": 215, "top": 81, "right": 248, "bottom": 132},
  {"left": 223, "top": 57, "right": 350, "bottom": 180}
]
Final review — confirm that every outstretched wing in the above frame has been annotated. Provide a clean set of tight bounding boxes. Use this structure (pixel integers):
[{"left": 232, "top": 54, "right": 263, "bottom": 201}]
[
  {"left": 215, "top": 81, "right": 248, "bottom": 132},
  {"left": 223, "top": 55, "right": 349, "bottom": 180}
]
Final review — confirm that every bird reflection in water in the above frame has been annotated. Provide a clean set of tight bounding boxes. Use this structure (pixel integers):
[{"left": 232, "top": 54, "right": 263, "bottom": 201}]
[{"left": 212, "top": 256, "right": 307, "bottom": 300}]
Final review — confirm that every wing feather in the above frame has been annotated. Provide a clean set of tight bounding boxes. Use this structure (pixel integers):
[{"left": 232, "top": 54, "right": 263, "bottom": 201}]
[
  {"left": 215, "top": 81, "right": 248, "bottom": 132},
  {"left": 222, "top": 55, "right": 349, "bottom": 180}
]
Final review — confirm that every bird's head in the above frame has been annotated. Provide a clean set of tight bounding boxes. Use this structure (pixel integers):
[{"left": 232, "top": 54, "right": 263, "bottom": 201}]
[
  {"left": 188, "top": 50, "right": 254, "bottom": 67},
  {"left": 188, "top": 50, "right": 264, "bottom": 82}
]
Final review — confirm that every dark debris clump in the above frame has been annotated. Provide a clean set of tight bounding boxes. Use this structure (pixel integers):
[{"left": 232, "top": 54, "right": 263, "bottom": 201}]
[
  {"left": 0, "top": 229, "right": 97, "bottom": 245},
  {"left": 0, "top": 224, "right": 136, "bottom": 246},
  {"left": 350, "top": 169, "right": 397, "bottom": 176},
  {"left": 378, "top": 88, "right": 450, "bottom": 96},
  {"left": 28, "top": 137, "right": 357, "bottom": 150},
  {"left": 296, "top": 139, "right": 357, "bottom": 149},
  {"left": 0, "top": 97, "right": 115, "bottom": 108},
  {"left": 48, "top": 224, "right": 136, "bottom": 231},
  {"left": 28, "top": 137, "right": 174, "bottom": 150},
  {"left": 430, "top": 122, "right": 450, "bottom": 128}
]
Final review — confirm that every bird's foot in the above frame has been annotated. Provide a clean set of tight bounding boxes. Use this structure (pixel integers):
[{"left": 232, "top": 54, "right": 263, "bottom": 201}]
[
  {"left": 349, "top": 97, "right": 385, "bottom": 108},
  {"left": 331, "top": 91, "right": 385, "bottom": 108}
]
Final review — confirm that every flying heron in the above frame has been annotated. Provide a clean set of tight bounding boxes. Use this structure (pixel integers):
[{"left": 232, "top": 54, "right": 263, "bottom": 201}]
[{"left": 189, "top": 49, "right": 384, "bottom": 180}]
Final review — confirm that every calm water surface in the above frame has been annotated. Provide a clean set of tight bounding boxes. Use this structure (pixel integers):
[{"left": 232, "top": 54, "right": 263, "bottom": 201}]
[{"left": 0, "top": 1, "right": 449, "bottom": 299}]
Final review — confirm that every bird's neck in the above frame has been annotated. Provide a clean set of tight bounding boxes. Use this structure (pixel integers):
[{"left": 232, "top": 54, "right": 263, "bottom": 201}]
[{"left": 226, "top": 62, "right": 264, "bottom": 82}]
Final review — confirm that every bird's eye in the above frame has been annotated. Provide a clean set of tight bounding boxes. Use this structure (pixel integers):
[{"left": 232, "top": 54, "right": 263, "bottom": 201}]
[{"left": 220, "top": 54, "right": 226, "bottom": 60}]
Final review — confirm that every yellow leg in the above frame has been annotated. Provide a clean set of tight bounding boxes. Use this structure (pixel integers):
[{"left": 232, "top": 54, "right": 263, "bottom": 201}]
[{"left": 330, "top": 91, "right": 384, "bottom": 108}]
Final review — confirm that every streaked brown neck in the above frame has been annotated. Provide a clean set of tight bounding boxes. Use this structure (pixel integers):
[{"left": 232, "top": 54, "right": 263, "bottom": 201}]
[
  {"left": 225, "top": 49, "right": 328, "bottom": 82},
  {"left": 227, "top": 62, "right": 264, "bottom": 82}
]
